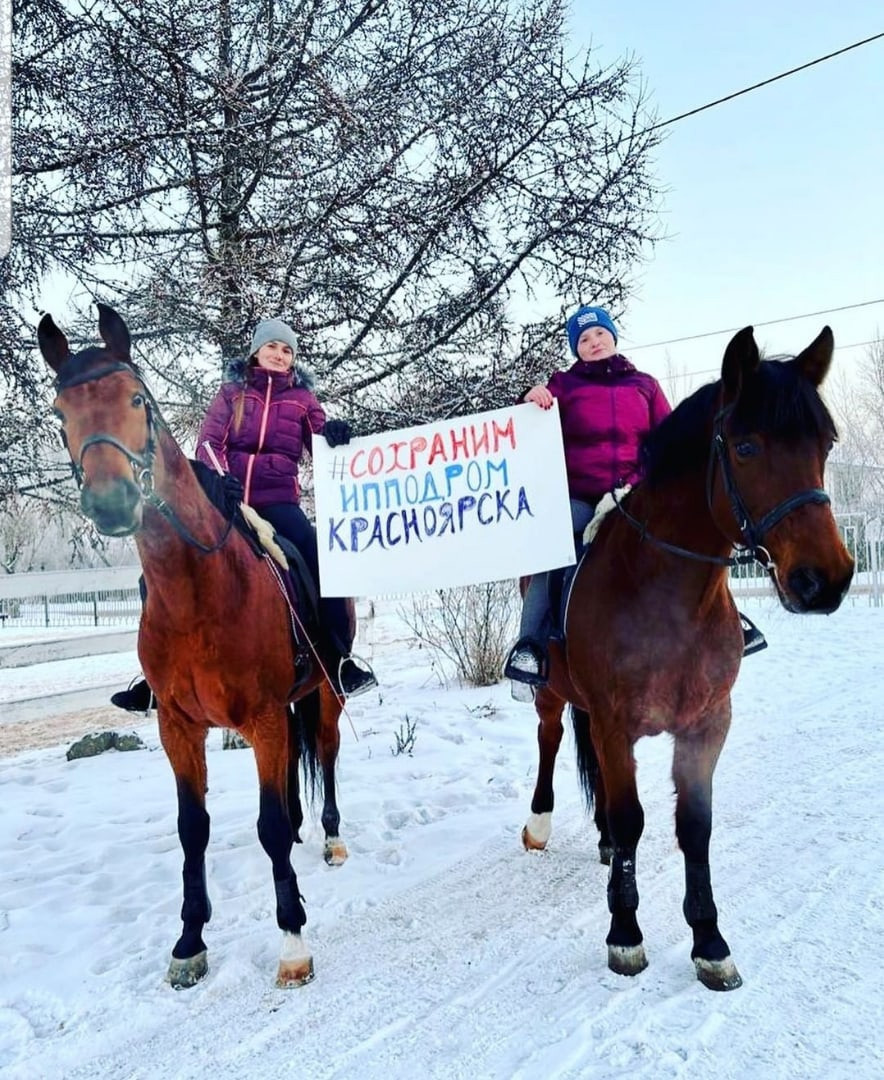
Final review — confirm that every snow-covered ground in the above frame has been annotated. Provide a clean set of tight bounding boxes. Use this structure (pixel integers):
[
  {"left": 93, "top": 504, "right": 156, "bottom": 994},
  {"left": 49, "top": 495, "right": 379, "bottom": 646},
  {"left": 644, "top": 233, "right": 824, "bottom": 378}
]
[{"left": 1, "top": 596, "right": 882, "bottom": 1079}]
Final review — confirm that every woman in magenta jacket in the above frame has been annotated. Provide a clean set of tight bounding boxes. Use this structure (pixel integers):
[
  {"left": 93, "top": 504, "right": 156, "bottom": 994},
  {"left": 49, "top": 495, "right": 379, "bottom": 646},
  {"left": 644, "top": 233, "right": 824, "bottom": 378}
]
[
  {"left": 197, "top": 318, "right": 375, "bottom": 698},
  {"left": 505, "top": 305, "right": 669, "bottom": 685},
  {"left": 111, "top": 318, "right": 376, "bottom": 712}
]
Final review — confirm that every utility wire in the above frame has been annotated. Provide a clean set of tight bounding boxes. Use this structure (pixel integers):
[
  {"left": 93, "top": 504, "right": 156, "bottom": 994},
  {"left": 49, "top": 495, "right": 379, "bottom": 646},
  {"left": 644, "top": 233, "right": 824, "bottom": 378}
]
[
  {"left": 654, "top": 338, "right": 881, "bottom": 387},
  {"left": 627, "top": 299, "right": 884, "bottom": 351},
  {"left": 642, "top": 31, "right": 884, "bottom": 135}
]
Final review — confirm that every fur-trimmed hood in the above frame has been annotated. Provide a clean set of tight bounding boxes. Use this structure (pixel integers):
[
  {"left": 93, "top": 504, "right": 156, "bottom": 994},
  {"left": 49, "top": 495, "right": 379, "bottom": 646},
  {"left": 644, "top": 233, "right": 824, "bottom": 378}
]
[{"left": 224, "top": 356, "right": 316, "bottom": 391}]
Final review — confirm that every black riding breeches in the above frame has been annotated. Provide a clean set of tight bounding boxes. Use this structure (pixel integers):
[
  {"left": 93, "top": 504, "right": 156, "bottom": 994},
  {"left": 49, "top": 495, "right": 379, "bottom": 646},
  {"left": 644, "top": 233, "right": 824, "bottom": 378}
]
[{"left": 258, "top": 501, "right": 352, "bottom": 655}]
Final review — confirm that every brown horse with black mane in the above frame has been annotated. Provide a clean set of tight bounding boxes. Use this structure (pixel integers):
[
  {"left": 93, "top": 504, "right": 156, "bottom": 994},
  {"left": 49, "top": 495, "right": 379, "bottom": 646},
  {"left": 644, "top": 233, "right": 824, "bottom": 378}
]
[
  {"left": 39, "top": 304, "right": 351, "bottom": 990},
  {"left": 521, "top": 325, "right": 853, "bottom": 990}
]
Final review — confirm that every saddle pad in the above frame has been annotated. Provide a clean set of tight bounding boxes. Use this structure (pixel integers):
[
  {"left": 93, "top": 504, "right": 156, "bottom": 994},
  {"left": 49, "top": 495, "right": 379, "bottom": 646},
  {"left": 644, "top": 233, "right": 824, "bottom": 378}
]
[
  {"left": 239, "top": 503, "right": 289, "bottom": 569},
  {"left": 583, "top": 484, "right": 631, "bottom": 545}
]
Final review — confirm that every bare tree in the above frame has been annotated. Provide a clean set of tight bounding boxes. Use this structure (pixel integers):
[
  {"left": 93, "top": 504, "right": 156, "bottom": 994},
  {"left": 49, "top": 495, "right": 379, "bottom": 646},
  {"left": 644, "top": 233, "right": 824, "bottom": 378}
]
[
  {"left": 5, "top": 0, "right": 662, "bottom": 508},
  {"left": 827, "top": 332, "right": 884, "bottom": 515}
]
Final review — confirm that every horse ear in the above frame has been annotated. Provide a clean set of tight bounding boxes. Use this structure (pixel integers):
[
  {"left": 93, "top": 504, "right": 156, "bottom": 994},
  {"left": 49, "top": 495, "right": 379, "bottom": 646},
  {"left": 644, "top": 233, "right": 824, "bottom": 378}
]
[
  {"left": 37, "top": 313, "right": 71, "bottom": 374},
  {"left": 97, "top": 303, "right": 131, "bottom": 358},
  {"left": 794, "top": 326, "right": 833, "bottom": 387},
  {"left": 721, "top": 326, "right": 760, "bottom": 399}
]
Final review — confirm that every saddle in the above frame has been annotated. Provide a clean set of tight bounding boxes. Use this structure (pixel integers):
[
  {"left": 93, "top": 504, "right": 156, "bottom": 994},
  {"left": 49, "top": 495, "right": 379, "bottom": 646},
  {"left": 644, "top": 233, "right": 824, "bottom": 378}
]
[
  {"left": 547, "top": 488, "right": 628, "bottom": 637},
  {"left": 190, "top": 461, "right": 321, "bottom": 684}
]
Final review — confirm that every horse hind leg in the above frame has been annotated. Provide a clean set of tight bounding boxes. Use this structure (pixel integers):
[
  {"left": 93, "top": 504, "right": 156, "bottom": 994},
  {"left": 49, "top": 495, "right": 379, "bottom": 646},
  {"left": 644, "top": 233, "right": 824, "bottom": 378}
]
[
  {"left": 673, "top": 728, "right": 743, "bottom": 991},
  {"left": 569, "top": 705, "right": 613, "bottom": 864},
  {"left": 318, "top": 684, "right": 348, "bottom": 866},
  {"left": 522, "top": 688, "right": 566, "bottom": 851},
  {"left": 285, "top": 708, "right": 304, "bottom": 844},
  {"left": 293, "top": 686, "right": 348, "bottom": 865},
  {"left": 159, "top": 721, "right": 212, "bottom": 990}
]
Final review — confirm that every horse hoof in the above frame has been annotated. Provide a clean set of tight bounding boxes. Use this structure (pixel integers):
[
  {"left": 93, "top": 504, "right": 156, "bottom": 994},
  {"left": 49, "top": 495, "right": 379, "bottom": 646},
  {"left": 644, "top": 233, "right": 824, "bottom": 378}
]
[
  {"left": 694, "top": 955, "right": 743, "bottom": 991},
  {"left": 607, "top": 944, "right": 648, "bottom": 977},
  {"left": 167, "top": 951, "right": 208, "bottom": 989},
  {"left": 276, "top": 956, "right": 315, "bottom": 988},
  {"left": 324, "top": 838, "right": 348, "bottom": 866},
  {"left": 522, "top": 812, "right": 551, "bottom": 851},
  {"left": 598, "top": 844, "right": 613, "bottom": 866}
]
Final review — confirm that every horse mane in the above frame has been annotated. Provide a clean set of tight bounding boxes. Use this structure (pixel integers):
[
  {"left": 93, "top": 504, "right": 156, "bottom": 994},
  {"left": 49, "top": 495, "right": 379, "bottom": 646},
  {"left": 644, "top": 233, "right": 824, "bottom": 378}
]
[{"left": 641, "top": 357, "right": 838, "bottom": 487}]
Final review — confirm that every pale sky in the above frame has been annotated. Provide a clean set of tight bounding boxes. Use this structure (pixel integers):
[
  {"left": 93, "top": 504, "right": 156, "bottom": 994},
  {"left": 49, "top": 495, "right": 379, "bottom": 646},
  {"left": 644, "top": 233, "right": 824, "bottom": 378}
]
[{"left": 571, "top": 1, "right": 883, "bottom": 395}]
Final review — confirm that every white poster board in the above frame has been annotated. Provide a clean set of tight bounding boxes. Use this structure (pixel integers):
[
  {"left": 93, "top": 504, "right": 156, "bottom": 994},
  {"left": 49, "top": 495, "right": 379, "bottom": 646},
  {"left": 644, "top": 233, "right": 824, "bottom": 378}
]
[{"left": 313, "top": 402, "right": 575, "bottom": 597}]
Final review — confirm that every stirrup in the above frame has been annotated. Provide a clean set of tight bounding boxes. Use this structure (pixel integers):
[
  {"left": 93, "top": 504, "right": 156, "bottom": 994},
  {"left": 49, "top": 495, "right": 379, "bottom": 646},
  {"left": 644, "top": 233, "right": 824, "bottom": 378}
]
[
  {"left": 503, "top": 638, "right": 548, "bottom": 686},
  {"left": 740, "top": 614, "right": 768, "bottom": 656},
  {"left": 337, "top": 654, "right": 378, "bottom": 698}
]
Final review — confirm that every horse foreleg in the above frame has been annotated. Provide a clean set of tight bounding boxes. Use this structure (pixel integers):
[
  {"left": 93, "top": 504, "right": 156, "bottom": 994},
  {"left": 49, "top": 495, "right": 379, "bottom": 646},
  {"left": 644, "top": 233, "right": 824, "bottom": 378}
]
[
  {"left": 318, "top": 683, "right": 347, "bottom": 866},
  {"left": 598, "top": 732, "right": 648, "bottom": 977},
  {"left": 522, "top": 687, "right": 566, "bottom": 851},
  {"left": 673, "top": 723, "right": 743, "bottom": 991},
  {"left": 159, "top": 719, "right": 212, "bottom": 990},
  {"left": 253, "top": 721, "right": 313, "bottom": 988}
]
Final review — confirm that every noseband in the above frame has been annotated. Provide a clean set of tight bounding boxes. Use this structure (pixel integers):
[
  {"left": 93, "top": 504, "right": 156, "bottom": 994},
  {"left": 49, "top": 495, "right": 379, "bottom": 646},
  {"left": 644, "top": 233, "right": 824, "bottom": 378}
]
[{"left": 55, "top": 361, "right": 234, "bottom": 554}]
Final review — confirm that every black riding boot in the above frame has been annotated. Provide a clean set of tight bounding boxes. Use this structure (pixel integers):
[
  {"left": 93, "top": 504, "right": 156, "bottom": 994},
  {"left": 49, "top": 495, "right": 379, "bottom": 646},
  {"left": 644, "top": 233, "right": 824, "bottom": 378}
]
[
  {"left": 321, "top": 596, "right": 378, "bottom": 698},
  {"left": 111, "top": 677, "right": 154, "bottom": 712}
]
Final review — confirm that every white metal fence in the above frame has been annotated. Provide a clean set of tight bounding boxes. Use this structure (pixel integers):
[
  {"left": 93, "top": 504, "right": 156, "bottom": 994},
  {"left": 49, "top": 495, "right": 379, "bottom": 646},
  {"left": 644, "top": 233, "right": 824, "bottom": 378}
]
[
  {"left": 1, "top": 519, "right": 881, "bottom": 631},
  {"left": 0, "top": 567, "right": 142, "bottom": 629}
]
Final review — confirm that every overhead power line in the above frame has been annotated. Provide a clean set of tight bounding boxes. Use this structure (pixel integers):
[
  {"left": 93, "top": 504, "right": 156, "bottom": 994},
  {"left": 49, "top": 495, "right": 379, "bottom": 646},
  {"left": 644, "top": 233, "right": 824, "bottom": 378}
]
[
  {"left": 643, "top": 31, "right": 884, "bottom": 135},
  {"left": 627, "top": 298, "right": 884, "bottom": 351}
]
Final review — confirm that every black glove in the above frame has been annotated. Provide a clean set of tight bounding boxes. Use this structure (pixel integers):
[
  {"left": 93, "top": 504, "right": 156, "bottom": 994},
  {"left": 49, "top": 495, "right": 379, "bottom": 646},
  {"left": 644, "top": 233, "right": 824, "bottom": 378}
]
[
  {"left": 323, "top": 419, "right": 352, "bottom": 447},
  {"left": 221, "top": 472, "right": 245, "bottom": 513}
]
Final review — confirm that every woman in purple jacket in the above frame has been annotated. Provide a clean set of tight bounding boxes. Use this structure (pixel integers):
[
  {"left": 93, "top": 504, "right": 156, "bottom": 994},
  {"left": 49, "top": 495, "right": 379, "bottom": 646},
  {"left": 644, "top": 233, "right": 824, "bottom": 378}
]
[
  {"left": 504, "top": 305, "right": 669, "bottom": 685},
  {"left": 504, "top": 305, "right": 765, "bottom": 686},
  {"left": 111, "top": 318, "right": 376, "bottom": 711}
]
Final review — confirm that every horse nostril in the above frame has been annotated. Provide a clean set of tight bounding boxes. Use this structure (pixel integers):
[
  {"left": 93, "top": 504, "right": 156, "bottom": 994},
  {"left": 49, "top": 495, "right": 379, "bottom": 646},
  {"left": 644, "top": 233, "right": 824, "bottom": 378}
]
[{"left": 787, "top": 567, "right": 825, "bottom": 609}]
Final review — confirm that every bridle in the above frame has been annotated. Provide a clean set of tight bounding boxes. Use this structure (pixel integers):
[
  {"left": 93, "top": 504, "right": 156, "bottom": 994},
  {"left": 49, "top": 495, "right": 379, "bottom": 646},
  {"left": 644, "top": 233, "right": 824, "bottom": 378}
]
[
  {"left": 614, "top": 400, "right": 830, "bottom": 576},
  {"left": 55, "top": 360, "right": 235, "bottom": 555}
]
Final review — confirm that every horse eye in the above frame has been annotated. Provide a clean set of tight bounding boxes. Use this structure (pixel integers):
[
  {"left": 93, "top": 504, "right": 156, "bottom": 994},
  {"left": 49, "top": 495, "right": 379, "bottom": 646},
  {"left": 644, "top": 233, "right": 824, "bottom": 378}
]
[
  {"left": 734, "top": 439, "right": 759, "bottom": 459},
  {"left": 132, "top": 392, "right": 145, "bottom": 408}
]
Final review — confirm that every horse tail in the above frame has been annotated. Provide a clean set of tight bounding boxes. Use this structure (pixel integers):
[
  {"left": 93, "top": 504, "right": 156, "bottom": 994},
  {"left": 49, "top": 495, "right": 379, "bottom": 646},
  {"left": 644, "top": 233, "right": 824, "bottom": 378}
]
[
  {"left": 288, "top": 689, "right": 320, "bottom": 804},
  {"left": 570, "top": 705, "right": 599, "bottom": 811}
]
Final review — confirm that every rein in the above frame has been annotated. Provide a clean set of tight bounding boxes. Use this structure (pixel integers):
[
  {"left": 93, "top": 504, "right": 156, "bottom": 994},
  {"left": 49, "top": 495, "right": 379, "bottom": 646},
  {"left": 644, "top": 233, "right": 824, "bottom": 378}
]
[
  {"left": 56, "top": 362, "right": 235, "bottom": 555},
  {"left": 613, "top": 401, "right": 830, "bottom": 573}
]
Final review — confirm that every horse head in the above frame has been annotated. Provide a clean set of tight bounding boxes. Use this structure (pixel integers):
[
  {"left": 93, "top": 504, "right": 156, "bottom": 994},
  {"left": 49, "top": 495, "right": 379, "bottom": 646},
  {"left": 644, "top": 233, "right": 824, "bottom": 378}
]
[
  {"left": 714, "top": 325, "right": 853, "bottom": 613},
  {"left": 40, "top": 305, "right": 155, "bottom": 537}
]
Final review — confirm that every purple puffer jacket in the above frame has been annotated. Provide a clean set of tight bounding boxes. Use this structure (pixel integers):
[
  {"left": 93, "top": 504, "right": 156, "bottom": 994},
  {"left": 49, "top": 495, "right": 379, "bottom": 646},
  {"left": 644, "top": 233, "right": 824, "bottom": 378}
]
[
  {"left": 546, "top": 354, "right": 671, "bottom": 501},
  {"left": 196, "top": 364, "right": 326, "bottom": 508}
]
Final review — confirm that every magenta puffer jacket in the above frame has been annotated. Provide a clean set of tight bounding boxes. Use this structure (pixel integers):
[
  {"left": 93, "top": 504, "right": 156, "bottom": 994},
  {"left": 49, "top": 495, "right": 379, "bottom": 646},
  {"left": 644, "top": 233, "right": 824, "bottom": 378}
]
[
  {"left": 546, "top": 354, "right": 671, "bottom": 501},
  {"left": 196, "top": 365, "right": 326, "bottom": 508}
]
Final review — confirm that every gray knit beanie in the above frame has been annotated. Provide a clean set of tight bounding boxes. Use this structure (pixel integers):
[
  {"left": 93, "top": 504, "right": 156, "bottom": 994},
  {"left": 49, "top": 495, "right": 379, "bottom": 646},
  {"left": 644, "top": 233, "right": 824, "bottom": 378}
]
[{"left": 249, "top": 318, "right": 298, "bottom": 357}]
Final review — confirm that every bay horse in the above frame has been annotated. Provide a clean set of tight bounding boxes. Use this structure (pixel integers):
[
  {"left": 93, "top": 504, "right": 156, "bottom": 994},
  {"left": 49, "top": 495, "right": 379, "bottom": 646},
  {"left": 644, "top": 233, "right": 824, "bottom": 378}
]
[
  {"left": 39, "top": 304, "right": 352, "bottom": 990},
  {"left": 521, "top": 326, "right": 853, "bottom": 990}
]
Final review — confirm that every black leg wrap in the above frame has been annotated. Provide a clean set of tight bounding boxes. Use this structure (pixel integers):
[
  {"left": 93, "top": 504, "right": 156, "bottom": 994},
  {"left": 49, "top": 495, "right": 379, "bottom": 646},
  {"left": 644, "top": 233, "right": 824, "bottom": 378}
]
[
  {"left": 180, "top": 863, "right": 212, "bottom": 926},
  {"left": 274, "top": 874, "right": 307, "bottom": 934},
  {"left": 607, "top": 852, "right": 639, "bottom": 913},
  {"left": 683, "top": 861, "right": 718, "bottom": 925}
]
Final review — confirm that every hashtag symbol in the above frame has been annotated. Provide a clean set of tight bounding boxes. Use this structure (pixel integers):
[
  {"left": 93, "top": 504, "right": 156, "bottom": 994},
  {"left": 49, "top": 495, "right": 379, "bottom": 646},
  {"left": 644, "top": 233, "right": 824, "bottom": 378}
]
[{"left": 329, "top": 456, "right": 348, "bottom": 480}]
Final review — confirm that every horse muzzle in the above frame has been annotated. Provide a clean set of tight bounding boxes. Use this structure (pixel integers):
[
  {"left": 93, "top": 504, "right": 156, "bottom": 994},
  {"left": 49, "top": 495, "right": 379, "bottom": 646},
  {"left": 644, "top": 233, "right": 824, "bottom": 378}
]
[
  {"left": 782, "top": 562, "right": 854, "bottom": 614},
  {"left": 80, "top": 478, "right": 144, "bottom": 536}
]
